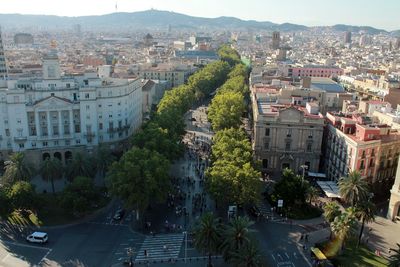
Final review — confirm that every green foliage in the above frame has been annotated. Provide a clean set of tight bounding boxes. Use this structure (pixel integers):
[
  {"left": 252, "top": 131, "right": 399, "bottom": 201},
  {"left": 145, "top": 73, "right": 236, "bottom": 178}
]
[
  {"left": 157, "top": 85, "right": 195, "bottom": 116},
  {"left": 0, "top": 186, "right": 12, "bottom": 218},
  {"left": 228, "top": 64, "right": 248, "bottom": 79},
  {"left": 2, "top": 152, "right": 34, "bottom": 185},
  {"left": 389, "top": 243, "right": 400, "bottom": 267},
  {"left": 8, "top": 181, "right": 37, "bottom": 210},
  {"left": 211, "top": 128, "right": 252, "bottom": 165},
  {"left": 271, "top": 168, "right": 311, "bottom": 209},
  {"left": 96, "top": 145, "right": 116, "bottom": 176},
  {"left": 221, "top": 216, "right": 255, "bottom": 262},
  {"left": 208, "top": 91, "right": 245, "bottom": 131},
  {"left": 188, "top": 60, "right": 230, "bottom": 100},
  {"left": 40, "top": 158, "right": 63, "bottom": 194},
  {"left": 207, "top": 160, "right": 261, "bottom": 206},
  {"left": 323, "top": 202, "right": 342, "bottom": 223},
  {"left": 230, "top": 239, "right": 262, "bottom": 267},
  {"left": 339, "top": 171, "right": 370, "bottom": 206},
  {"left": 331, "top": 207, "right": 358, "bottom": 243},
  {"left": 59, "top": 176, "right": 98, "bottom": 215},
  {"left": 218, "top": 45, "right": 242, "bottom": 67},
  {"left": 65, "top": 152, "right": 96, "bottom": 180},
  {"left": 193, "top": 212, "right": 223, "bottom": 266},
  {"left": 218, "top": 75, "right": 249, "bottom": 95},
  {"left": 106, "top": 147, "right": 171, "bottom": 212}
]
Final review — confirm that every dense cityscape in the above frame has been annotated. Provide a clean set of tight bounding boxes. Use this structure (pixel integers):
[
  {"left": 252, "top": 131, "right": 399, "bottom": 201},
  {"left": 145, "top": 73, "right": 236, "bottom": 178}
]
[{"left": 0, "top": 2, "right": 399, "bottom": 267}]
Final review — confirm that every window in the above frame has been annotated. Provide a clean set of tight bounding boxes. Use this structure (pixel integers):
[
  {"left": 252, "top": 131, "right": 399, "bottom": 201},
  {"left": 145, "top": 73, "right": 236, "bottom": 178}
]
[
  {"left": 19, "top": 143, "right": 24, "bottom": 148},
  {"left": 31, "top": 142, "right": 36, "bottom": 147},
  {"left": 286, "top": 128, "right": 292, "bottom": 137},
  {"left": 371, "top": 149, "right": 375, "bottom": 156},
  {"left": 85, "top": 93, "right": 90, "bottom": 99},
  {"left": 54, "top": 141, "right": 59, "bottom": 146},
  {"left": 76, "top": 139, "right": 81, "bottom": 144},
  {"left": 308, "top": 131, "right": 313, "bottom": 139},
  {"left": 265, "top": 128, "right": 270, "bottom": 136},
  {"left": 86, "top": 105, "right": 90, "bottom": 110},
  {"left": 99, "top": 123, "right": 103, "bottom": 130},
  {"left": 262, "top": 159, "right": 268, "bottom": 168},
  {"left": 264, "top": 142, "right": 269, "bottom": 150},
  {"left": 285, "top": 141, "right": 291, "bottom": 151},
  {"left": 5, "top": 129, "right": 10, "bottom": 136},
  {"left": 307, "top": 143, "right": 312, "bottom": 152},
  {"left": 360, "top": 160, "right": 365, "bottom": 169},
  {"left": 43, "top": 141, "right": 48, "bottom": 147},
  {"left": 65, "top": 140, "right": 70, "bottom": 146}
]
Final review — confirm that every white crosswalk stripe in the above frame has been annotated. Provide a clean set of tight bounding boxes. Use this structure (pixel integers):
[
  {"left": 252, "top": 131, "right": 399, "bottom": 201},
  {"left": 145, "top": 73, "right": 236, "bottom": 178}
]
[{"left": 135, "top": 233, "right": 184, "bottom": 262}]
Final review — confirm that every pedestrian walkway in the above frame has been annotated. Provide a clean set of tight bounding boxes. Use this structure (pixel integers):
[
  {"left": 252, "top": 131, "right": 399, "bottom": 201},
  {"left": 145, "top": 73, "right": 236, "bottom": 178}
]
[{"left": 134, "top": 233, "right": 184, "bottom": 263}]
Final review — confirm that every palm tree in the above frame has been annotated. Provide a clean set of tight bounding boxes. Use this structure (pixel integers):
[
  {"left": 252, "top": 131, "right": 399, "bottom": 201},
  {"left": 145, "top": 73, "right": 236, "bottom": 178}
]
[
  {"left": 331, "top": 207, "right": 358, "bottom": 250},
  {"left": 221, "top": 216, "right": 255, "bottom": 263},
  {"left": 355, "top": 199, "right": 375, "bottom": 247},
  {"left": 2, "top": 152, "right": 34, "bottom": 185},
  {"left": 323, "top": 202, "right": 342, "bottom": 223},
  {"left": 96, "top": 145, "right": 115, "bottom": 177},
  {"left": 193, "top": 212, "right": 222, "bottom": 267},
  {"left": 65, "top": 152, "right": 96, "bottom": 181},
  {"left": 389, "top": 243, "right": 400, "bottom": 267},
  {"left": 307, "top": 186, "right": 319, "bottom": 205},
  {"left": 338, "top": 171, "right": 369, "bottom": 206},
  {"left": 40, "top": 158, "right": 63, "bottom": 194},
  {"left": 230, "top": 240, "right": 262, "bottom": 267}
]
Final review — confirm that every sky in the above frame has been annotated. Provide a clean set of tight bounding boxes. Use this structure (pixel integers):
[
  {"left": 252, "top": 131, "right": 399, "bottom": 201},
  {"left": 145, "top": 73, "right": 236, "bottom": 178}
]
[{"left": 0, "top": 0, "right": 399, "bottom": 31}]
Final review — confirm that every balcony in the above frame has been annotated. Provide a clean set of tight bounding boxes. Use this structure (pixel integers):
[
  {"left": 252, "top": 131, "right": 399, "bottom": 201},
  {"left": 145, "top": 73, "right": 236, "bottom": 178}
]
[
  {"left": 84, "top": 132, "right": 95, "bottom": 138},
  {"left": 14, "top": 136, "right": 27, "bottom": 142}
]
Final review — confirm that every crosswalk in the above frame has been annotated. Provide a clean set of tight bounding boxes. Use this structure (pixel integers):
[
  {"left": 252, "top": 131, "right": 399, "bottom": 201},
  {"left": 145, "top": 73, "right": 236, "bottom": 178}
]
[
  {"left": 257, "top": 202, "right": 283, "bottom": 222},
  {"left": 134, "top": 233, "right": 184, "bottom": 262}
]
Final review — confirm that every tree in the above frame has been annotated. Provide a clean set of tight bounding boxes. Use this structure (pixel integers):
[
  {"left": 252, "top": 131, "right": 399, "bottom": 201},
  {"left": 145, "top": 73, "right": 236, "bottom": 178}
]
[
  {"left": 8, "top": 181, "right": 37, "bottom": 210},
  {"left": 338, "top": 171, "right": 369, "bottom": 206},
  {"left": 65, "top": 152, "right": 96, "bottom": 181},
  {"left": 218, "top": 45, "right": 241, "bottom": 67},
  {"left": 331, "top": 207, "right": 357, "bottom": 249},
  {"left": 106, "top": 147, "right": 171, "bottom": 220},
  {"left": 0, "top": 186, "right": 12, "bottom": 218},
  {"left": 207, "top": 161, "right": 261, "bottom": 206},
  {"left": 307, "top": 186, "right": 319, "bottom": 205},
  {"left": 389, "top": 243, "right": 400, "bottom": 267},
  {"left": 271, "top": 168, "right": 310, "bottom": 209},
  {"left": 323, "top": 202, "right": 342, "bottom": 223},
  {"left": 221, "top": 216, "right": 254, "bottom": 263},
  {"left": 211, "top": 128, "right": 252, "bottom": 166},
  {"left": 228, "top": 64, "right": 248, "bottom": 79},
  {"left": 218, "top": 76, "right": 248, "bottom": 96},
  {"left": 355, "top": 199, "right": 376, "bottom": 247},
  {"left": 96, "top": 145, "right": 116, "bottom": 177},
  {"left": 40, "top": 158, "right": 63, "bottom": 194},
  {"left": 230, "top": 240, "right": 262, "bottom": 267},
  {"left": 207, "top": 91, "right": 245, "bottom": 131},
  {"left": 193, "top": 212, "right": 222, "bottom": 267},
  {"left": 2, "top": 152, "right": 34, "bottom": 185},
  {"left": 59, "top": 176, "right": 98, "bottom": 215}
]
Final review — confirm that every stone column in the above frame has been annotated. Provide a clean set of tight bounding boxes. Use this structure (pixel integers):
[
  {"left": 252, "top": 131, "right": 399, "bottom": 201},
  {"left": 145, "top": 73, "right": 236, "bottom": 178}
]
[
  {"left": 35, "top": 111, "right": 40, "bottom": 136},
  {"left": 69, "top": 110, "right": 74, "bottom": 135},
  {"left": 46, "top": 111, "right": 51, "bottom": 136},
  {"left": 58, "top": 111, "right": 62, "bottom": 137}
]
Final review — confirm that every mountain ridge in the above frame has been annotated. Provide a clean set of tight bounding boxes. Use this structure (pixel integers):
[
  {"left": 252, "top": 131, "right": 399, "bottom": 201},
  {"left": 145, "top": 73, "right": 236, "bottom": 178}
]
[{"left": 0, "top": 9, "right": 395, "bottom": 34}]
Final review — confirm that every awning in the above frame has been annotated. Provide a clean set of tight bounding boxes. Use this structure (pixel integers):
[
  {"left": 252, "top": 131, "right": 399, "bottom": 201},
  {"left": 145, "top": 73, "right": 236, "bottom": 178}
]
[
  {"left": 311, "top": 247, "right": 327, "bottom": 260},
  {"left": 316, "top": 181, "right": 341, "bottom": 198}
]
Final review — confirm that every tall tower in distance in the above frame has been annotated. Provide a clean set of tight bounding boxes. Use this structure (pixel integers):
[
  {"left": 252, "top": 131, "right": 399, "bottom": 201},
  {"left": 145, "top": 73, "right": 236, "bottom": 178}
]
[
  {"left": 344, "top": 31, "right": 352, "bottom": 44},
  {"left": 271, "top": 31, "right": 280, "bottom": 50},
  {"left": 0, "top": 26, "right": 8, "bottom": 81}
]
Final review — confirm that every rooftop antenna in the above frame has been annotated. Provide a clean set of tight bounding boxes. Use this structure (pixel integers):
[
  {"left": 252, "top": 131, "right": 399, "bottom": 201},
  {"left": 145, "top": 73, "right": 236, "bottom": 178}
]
[{"left": 115, "top": 1, "right": 118, "bottom": 12}]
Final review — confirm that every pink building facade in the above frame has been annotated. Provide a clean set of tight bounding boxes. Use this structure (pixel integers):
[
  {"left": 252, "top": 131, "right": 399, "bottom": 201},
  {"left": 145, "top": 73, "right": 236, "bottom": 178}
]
[{"left": 290, "top": 66, "right": 343, "bottom": 78}]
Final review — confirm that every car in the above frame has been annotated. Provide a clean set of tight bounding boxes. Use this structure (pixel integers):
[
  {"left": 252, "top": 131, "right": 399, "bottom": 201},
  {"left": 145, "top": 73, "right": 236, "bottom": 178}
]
[
  {"left": 113, "top": 209, "right": 125, "bottom": 220},
  {"left": 26, "top": 232, "right": 48, "bottom": 244},
  {"left": 248, "top": 206, "right": 261, "bottom": 218}
]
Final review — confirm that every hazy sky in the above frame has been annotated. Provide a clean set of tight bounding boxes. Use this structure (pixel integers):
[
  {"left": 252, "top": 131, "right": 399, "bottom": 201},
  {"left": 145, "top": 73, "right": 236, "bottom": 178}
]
[{"left": 1, "top": 0, "right": 399, "bottom": 30}]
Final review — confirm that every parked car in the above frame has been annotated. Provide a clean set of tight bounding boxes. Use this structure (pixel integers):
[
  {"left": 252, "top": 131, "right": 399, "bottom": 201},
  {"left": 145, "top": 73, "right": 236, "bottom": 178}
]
[
  {"left": 26, "top": 232, "right": 48, "bottom": 244},
  {"left": 113, "top": 209, "right": 126, "bottom": 220},
  {"left": 248, "top": 206, "right": 261, "bottom": 218}
]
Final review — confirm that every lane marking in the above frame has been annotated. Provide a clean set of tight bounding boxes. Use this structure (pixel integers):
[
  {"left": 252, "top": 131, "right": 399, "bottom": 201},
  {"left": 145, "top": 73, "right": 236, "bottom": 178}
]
[{"left": 38, "top": 248, "right": 53, "bottom": 265}]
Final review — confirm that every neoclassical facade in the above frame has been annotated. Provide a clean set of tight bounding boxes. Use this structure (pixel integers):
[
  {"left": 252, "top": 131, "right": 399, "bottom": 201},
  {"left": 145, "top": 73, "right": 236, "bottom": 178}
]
[
  {"left": 252, "top": 94, "right": 325, "bottom": 176},
  {"left": 0, "top": 52, "right": 142, "bottom": 165}
]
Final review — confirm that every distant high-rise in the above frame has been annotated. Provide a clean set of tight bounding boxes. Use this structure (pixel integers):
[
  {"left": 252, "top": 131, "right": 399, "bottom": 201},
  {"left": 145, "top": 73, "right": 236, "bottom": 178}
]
[
  {"left": 344, "top": 31, "right": 352, "bottom": 44},
  {"left": 0, "top": 26, "right": 7, "bottom": 80},
  {"left": 359, "top": 34, "right": 370, "bottom": 47},
  {"left": 271, "top": 31, "right": 280, "bottom": 50}
]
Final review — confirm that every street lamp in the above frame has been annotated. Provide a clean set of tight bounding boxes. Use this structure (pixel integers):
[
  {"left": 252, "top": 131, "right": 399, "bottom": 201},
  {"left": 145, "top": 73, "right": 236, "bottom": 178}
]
[
  {"left": 183, "top": 231, "right": 188, "bottom": 263},
  {"left": 300, "top": 164, "right": 308, "bottom": 184}
]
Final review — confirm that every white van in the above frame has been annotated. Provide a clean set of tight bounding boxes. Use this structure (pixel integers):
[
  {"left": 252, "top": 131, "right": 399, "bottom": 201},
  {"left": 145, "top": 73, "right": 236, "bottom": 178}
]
[{"left": 26, "top": 232, "right": 48, "bottom": 244}]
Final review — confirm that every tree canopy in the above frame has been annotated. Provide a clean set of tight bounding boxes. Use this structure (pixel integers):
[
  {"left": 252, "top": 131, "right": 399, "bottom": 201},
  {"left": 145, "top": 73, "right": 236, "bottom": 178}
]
[{"left": 106, "top": 148, "right": 171, "bottom": 214}]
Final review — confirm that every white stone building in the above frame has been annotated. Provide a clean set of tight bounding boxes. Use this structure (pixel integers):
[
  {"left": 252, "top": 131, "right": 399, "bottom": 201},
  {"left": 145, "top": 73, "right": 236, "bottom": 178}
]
[{"left": 0, "top": 48, "right": 142, "bottom": 165}]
